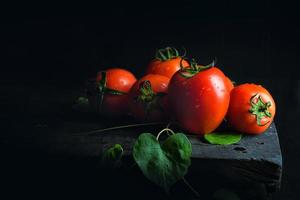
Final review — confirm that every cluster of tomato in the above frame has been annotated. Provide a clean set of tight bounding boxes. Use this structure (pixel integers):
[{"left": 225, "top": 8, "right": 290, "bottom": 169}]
[{"left": 87, "top": 47, "right": 276, "bottom": 135}]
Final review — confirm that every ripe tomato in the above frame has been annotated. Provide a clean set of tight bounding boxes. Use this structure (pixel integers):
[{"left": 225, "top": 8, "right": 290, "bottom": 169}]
[
  {"left": 227, "top": 83, "right": 276, "bottom": 134},
  {"left": 168, "top": 60, "right": 230, "bottom": 134},
  {"left": 128, "top": 74, "right": 170, "bottom": 122},
  {"left": 146, "top": 47, "right": 189, "bottom": 78},
  {"left": 87, "top": 68, "right": 137, "bottom": 117}
]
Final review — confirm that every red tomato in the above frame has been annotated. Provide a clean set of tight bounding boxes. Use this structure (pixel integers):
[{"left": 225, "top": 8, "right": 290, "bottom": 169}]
[
  {"left": 146, "top": 47, "right": 189, "bottom": 78},
  {"left": 87, "top": 68, "right": 137, "bottom": 117},
  {"left": 227, "top": 83, "right": 276, "bottom": 134},
  {"left": 128, "top": 74, "right": 170, "bottom": 122},
  {"left": 168, "top": 60, "right": 230, "bottom": 134}
]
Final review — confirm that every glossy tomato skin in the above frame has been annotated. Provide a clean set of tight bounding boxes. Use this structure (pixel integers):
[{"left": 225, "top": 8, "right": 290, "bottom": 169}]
[
  {"left": 168, "top": 67, "right": 230, "bottom": 134},
  {"left": 128, "top": 74, "right": 170, "bottom": 122},
  {"left": 146, "top": 57, "right": 189, "bottom": 79},
  {"left": 227, "top": 83, "right": 276, "bottom": 134},
  {"left": 89, "top": 68, "right": 137, "bottom": 117}
]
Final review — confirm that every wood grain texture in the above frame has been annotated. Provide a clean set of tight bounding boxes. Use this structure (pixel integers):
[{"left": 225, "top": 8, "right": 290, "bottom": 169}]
[
  {"left": 0, "top": 86, "right": 282, "bottom": 197},
  {"left": 1, "top": 120, "right": 282, "bottom": 194}
]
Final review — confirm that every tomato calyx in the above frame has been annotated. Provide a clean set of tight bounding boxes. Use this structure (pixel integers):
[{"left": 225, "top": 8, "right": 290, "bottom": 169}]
[
  {"left": 155, "top": 47, "right": 180, "bottom": 61},
  {"left": 179, "top": 58, "right": 216, "bottom": 78},
  {"left": 135, "top": 80, "right": 166, "bottom": 116},
  {"left": 249, "top": 93, "right": 272, "bottom": 126},
  {"left": 95, "top": 71, "right": 126, "bottom": 111}
]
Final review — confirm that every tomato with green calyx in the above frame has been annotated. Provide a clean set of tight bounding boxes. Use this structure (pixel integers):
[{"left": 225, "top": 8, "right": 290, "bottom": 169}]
[
  {"left": 146, "top": 47, "right": 189, "bottom": 79},
  {"left": 227, "top": 83, "right": 276, "bottom": 134},
  {"left": 128, "top": 74, "right": 170, "bottom": 122},
  {"left": 168, "top": 59, "right": 230, "bottom": 134},
  {"left": 87, "top": 68, "right": 137, "bottom": 117}
]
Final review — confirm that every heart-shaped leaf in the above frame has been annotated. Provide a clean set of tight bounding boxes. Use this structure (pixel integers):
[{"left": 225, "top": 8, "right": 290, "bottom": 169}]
[
  {"left": 133, "top": 133, "right": 192, "bottom": 192},
  {"left": 204, "top": 132, "right": 242, "bottom": 145}
]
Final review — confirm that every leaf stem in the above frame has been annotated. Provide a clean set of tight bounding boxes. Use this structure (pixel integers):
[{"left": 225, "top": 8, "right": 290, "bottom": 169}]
[
  {"left": 156, "top": 128, "right": 175, "bottom": 140},
  {"left": 182, "top": 177, "right": 200, "bottom": 198},
  {"left": 75, "top": 122, "right": 166, "bottom": 136}
]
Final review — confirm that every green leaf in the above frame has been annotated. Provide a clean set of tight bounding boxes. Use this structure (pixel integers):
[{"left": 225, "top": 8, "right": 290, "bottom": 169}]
[
  {"left": 213, "top": 188, "right": 240, "bottom": 200},
  {"left": 133, "top": 133, "right": 192, "bottom": 192},
  {"left": 204, "top": 132, "right": 242, "bottom": 145},
  {"left": 102, "top": 144, "right": 123, "bottom": 164}
]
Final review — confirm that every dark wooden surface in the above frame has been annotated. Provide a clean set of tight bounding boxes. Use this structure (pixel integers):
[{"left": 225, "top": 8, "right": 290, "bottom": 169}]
[
  {"left": 4, "top": 121, "right": 282, "bottom": 192},
  {"left": 1, "top": 86, "right": 282, "bottom": 199}
]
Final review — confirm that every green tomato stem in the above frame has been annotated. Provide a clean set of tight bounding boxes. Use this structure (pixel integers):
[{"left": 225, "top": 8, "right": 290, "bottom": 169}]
[
  {"left": 155, "top": 47, "right": 180, "bottom": 61},
  {"left": 249, "top": 93, "right": 272, "bottom": 126}
]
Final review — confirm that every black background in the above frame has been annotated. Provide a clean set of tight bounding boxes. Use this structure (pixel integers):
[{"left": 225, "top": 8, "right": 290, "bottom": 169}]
[{"left": 1, "top": 1, "right": 300, "bottom": 199}]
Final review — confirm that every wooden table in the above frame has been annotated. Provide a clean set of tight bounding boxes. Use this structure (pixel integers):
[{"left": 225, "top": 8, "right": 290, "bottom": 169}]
[{"left": 1, "top": 86, "right": 282, "bottom": 199}]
